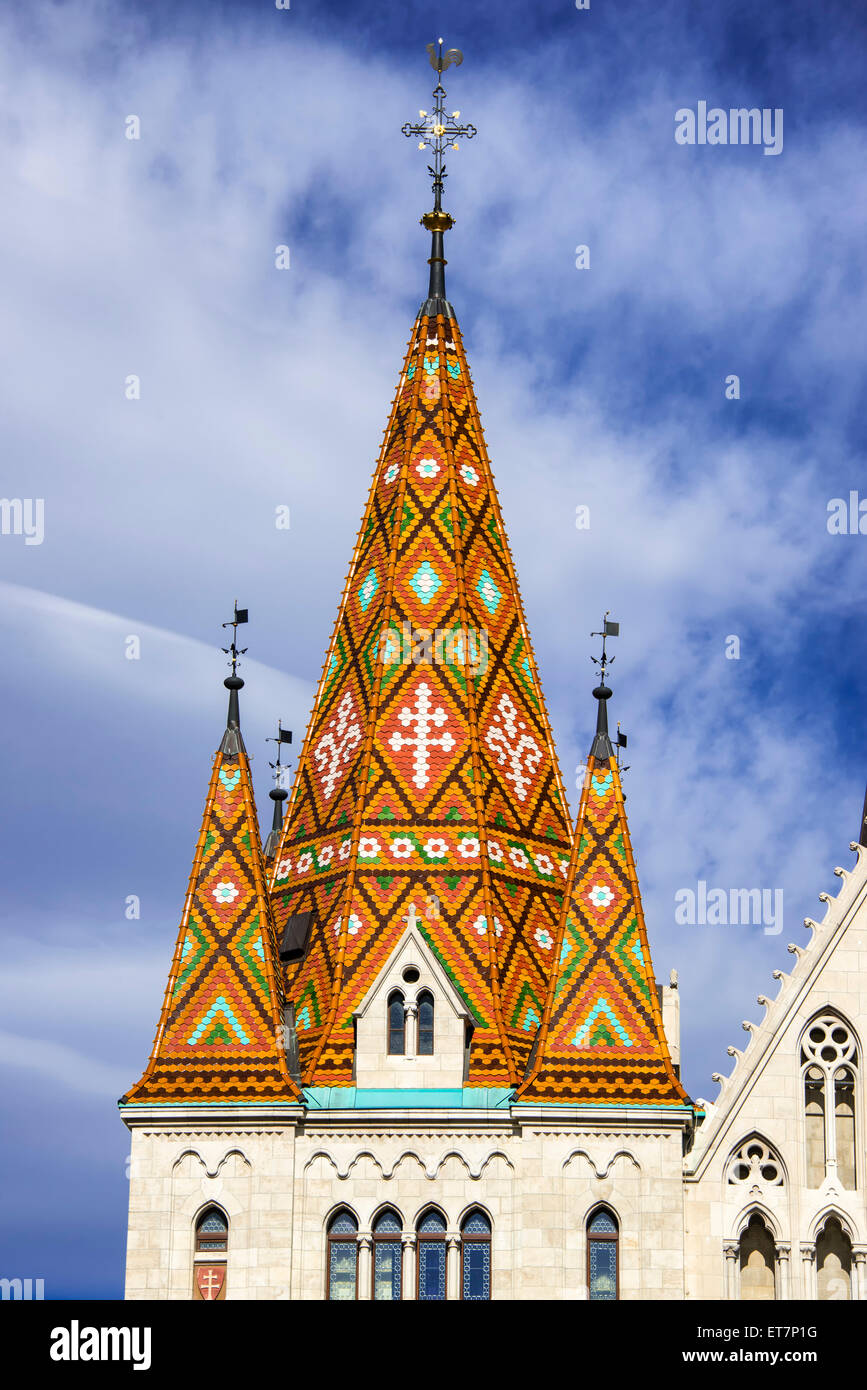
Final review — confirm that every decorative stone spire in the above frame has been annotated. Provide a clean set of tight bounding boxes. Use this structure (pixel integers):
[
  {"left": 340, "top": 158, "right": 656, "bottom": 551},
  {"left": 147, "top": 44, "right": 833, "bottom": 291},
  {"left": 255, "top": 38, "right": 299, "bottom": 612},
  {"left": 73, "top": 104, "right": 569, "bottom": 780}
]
[
  {"left": 516, "top": 627, "right": 690, "bottom": 1107},
  {"left": 121, "top": 615, "right": 298, "bottom": 1105}
]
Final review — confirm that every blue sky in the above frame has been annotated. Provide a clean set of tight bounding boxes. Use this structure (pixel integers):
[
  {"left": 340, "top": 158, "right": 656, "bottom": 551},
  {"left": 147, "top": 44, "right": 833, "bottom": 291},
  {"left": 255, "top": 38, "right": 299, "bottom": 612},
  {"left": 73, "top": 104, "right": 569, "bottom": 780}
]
[{"left": 1, "top": 0, "right": 865, "bottom": 1298}]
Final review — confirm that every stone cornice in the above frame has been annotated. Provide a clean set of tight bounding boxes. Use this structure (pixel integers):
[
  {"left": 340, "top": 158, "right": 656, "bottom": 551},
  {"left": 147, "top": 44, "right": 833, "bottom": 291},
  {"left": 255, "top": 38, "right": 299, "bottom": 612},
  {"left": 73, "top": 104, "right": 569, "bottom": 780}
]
[{"left": 120, "top": 1103, "right": 305, "bottom": 1131}]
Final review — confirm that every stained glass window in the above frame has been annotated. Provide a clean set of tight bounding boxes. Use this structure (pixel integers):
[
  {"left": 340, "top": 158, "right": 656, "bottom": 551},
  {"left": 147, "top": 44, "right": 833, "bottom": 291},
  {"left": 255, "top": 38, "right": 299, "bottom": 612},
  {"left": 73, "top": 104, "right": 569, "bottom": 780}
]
[
  {"left": 372, "top": 1209, "right": 403, "bottom": 1301},
  {"left": 587, "top": 1208, "right": 618, "bottom": 1301},
  {"left": 328, "top": 1210, "right": 358, "bottom": 1300},
  {"left": 461, "top": 1209, "right": 491, "bottom": 1300},
  {"left": 196, "top": 1207, "right": 228, "bottom": 1252},
  {"left": 417, "top": 1210, "right": 446, "bottom": 1300},
  {"left": 462, "top": 1210, "right": 491, "bottom": 1235},
  {"left": 588, "top": 1209, "right": 617, "bottom": 1235},
  {"left": 418, "top": 1210, "right": 446, "bottom": 1234},
  {"left": 374, "top": 1240, "right": 402, "bottom": 1300},
  {"left": 373, "top": 1209, "right": 402, "bottom": 1234},
  {"left": 418, "top": 991, "right": 434, "bottom": 1055},
  {"left": 388, "top": 992, "right": 405, "bottom": 1055}
]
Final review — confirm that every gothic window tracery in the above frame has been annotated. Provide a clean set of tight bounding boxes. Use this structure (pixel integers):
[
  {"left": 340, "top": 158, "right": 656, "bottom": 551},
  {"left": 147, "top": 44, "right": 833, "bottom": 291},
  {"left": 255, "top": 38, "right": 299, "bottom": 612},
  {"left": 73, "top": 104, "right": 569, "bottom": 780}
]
[
  {"left": 726, "top": 1137, "right": 784, "bottom": 1187},
  {"left": 800, "top": 1014, "right": 858, "bottom": 1190}
]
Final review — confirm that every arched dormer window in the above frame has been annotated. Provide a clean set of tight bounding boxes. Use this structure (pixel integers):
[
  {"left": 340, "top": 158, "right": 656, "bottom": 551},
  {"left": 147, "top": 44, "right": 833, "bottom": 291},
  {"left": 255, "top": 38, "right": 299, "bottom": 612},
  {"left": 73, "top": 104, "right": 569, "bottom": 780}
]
[
  {"left": 801, "top": 1014, "right": 858, "bottom": 1190},
  {"left": 193, "top": 1207, "right": 228, "bottom": 1301},
  {"left": 587, "top": 1207, "right": 618, "bottom": 1301},
  {"left": 372, "top": 1209, "right": 403, "bottom": 1301},
  {"left": 417, "top": 1209, "right": 447, "bottom": 1300},
  {"left": 417, "top": 990, "right": 434, "bottom": 1055},
  {"left": 387, "top": 991, "right": 405, "bottom": 1056},
  {"left": 461, "top": 1209, "right": 491, "bottom": 1301},
  {"left": 327, "top": 1210, "right": 358, "bottom": 1300}
]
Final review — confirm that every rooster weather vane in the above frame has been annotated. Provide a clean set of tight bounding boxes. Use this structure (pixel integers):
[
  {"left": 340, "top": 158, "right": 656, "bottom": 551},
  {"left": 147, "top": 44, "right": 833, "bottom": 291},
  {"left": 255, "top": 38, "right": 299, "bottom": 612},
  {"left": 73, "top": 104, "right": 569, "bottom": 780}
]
[{"left": 402, "top": 38, "right": 476, "bottom": 216}]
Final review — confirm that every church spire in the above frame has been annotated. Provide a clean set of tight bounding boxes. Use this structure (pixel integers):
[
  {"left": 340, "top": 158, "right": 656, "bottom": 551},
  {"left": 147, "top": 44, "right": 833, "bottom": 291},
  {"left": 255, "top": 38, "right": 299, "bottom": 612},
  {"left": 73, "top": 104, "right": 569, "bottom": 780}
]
[
  {"left": 122, "top": 613, "right": 298, "bottom": 1106},
  {"left": 402, "top": 39, "right": 476, "bottom": 317},
  {"left": 516, "top": 624, "right": 689, "bottom": 1107},
  {"left": 268, "top": 47, "right": 573, "bottom": 1089}
]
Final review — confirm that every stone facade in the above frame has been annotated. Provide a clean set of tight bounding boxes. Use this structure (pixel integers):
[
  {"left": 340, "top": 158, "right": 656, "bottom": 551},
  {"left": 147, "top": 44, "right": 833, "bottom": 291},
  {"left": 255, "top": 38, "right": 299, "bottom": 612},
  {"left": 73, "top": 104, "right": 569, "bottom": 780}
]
[{"left": 122, "top": 840, "right": 867, "bottom": 1300}]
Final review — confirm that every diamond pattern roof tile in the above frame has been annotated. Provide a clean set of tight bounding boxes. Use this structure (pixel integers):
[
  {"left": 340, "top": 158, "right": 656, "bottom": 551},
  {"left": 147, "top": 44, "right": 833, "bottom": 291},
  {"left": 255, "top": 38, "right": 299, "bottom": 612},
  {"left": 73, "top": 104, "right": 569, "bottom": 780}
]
[{"left": 269, "top": 309, "right": 574, "bottom": 1087}]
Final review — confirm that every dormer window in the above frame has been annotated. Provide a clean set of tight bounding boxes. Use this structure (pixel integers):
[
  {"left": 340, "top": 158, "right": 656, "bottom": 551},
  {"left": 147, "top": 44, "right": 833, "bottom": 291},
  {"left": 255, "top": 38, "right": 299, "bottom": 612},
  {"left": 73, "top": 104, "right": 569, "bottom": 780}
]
[
  {"left": 387, "top": 991, "right": 405, "bottom": 1055},
  {"left": 417, "top": 991, "right": 435, "bottom": 1055}
]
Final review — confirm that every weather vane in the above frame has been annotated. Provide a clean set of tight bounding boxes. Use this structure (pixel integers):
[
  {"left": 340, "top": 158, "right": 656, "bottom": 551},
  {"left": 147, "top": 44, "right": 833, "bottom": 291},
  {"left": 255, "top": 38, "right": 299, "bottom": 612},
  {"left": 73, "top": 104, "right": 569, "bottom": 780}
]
[
  {"left": 590, "top": 611, "right": 619, "bottom": 684},
  {"left": 591, "top": 613, "right": 629, "bottom": 770},
  {"left": 221, "top": 600, "right": 248, "bottom": 676},
  {"left": 267, "top": 720, "right": 293, "bottom": 790},
  {"left": 402, "top": 38, "right": 476, "bottom": 217}
]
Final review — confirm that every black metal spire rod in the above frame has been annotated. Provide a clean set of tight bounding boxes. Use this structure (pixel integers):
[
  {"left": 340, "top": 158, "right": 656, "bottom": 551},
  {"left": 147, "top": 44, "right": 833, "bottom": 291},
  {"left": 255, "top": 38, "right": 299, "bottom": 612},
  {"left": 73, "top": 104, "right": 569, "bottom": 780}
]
[
  {"left": 264, "top": 720, "right": 293, "bottom": 858},
  {"left": 402, "top": 39, "right": 476, "bottom": 314},
  {"left": 589, "top": 613, "right": 625, "bottom": 763},
  {"left": 220, "top": 601, "right": 248, "bottom": 750}
]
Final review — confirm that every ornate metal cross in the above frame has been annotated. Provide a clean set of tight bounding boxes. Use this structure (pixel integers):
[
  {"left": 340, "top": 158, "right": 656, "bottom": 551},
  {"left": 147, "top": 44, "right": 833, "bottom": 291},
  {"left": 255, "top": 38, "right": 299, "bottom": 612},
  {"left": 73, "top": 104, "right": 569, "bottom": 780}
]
[{"left": 402, "top": 38, "right": 476, "bottom": 214}]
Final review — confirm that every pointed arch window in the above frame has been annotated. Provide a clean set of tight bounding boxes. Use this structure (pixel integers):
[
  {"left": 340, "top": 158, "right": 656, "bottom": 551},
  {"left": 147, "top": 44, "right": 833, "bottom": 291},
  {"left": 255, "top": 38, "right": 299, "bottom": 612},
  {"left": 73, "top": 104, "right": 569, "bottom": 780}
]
[
  {"left": 816, "top": 1217, "right": 852, "bottom": 1300},
  {"left": 417, "top": 990, "right": 435, "bottom": 1056},
  {"left": 461, "top": 1209, "right": 491, "bottom": 1300},
  {"left": 587, "top": 1208, "right": 618, "bottom": 1301},
  {"left": 801, "top": 1014, "right": 857, "bottom": 1189},
  {"left": 835, "top": 1068, "right": 856, "bottom": 1190},
  {"left": 327, "top": 1210, "right": 358, "bottom": 1301},
  {"left": 417, "top": 1209, "right": 447, "bottom": 1300},
  {"left": 372, "top": 1209, "right": 403, "bottom": 1301},
  {"left": 387, "top": 991, "right": 405, "bottom": 1056},
  {"left": 738, "top": 1214, "right": 776, "bottom": 1300},
  {"left": 193, "top": 1207, "right": 228, "bottom": 1301}
]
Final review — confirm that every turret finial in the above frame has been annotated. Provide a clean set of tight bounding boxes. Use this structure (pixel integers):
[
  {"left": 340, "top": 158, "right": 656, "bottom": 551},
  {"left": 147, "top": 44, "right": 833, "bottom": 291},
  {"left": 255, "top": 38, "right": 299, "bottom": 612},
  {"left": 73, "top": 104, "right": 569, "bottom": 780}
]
[
  {"left": 264, "top": 720, "right": 293, "bottom": 859},
  {"left": 402, "top": 40, "right": 476, "bottom": 314},
  {"left": 220, "top": 601, "right": 248, "bottom": 751},
  {"left": 589, "top": 614, "right": 628, "bottom": 764}
]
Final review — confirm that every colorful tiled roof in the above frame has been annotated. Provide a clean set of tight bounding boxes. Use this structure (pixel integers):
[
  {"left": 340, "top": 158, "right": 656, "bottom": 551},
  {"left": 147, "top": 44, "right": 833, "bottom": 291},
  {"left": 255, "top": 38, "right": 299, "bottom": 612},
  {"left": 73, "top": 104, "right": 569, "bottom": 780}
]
[
  {"left": 123, "top": 698, "right": 299, "bottom": 1105},
  {"left": 516, "top": 691, "right": 689, "bottom": 1106},
  {"left": 269, "top": 309, "right": 574, "bottom": 1087}
]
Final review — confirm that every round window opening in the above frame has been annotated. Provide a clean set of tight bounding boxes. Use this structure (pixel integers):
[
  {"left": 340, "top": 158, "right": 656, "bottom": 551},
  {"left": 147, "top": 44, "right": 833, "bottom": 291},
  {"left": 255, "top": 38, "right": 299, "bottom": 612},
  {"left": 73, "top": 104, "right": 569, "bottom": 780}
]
[{"left": 402, "top": 966, "right": 420, "bottom": 984}]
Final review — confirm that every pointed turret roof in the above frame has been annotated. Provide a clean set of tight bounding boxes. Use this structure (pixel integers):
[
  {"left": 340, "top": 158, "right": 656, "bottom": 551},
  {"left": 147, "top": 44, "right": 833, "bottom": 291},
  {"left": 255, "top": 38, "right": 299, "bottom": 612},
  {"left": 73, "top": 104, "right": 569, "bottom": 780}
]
[
  {"left": 270, "top": 300, "right": 574, "bottom": 1088},
  {"left": 269, "top": 80, "right": 579, "bottom": 1086},
  {"left": 123, "top": 670, "right": 298, "bottom": 1105},
  {"left": 516, "top": 677, "right": 689, "bottom": 1106}
]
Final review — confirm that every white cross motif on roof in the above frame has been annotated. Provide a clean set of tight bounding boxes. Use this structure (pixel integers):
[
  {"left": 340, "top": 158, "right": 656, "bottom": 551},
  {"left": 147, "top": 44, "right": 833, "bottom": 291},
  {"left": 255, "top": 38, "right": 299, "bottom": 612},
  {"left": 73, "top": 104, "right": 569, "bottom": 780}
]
[
  {"left": 484, "top": 690, "right": 543, "bottom": 802},
  {"left": 388, "top": 682, "right": 455, "bottom": 789},
  {"left": 312, "top": 690, "right": 363, "bottom": 802}
]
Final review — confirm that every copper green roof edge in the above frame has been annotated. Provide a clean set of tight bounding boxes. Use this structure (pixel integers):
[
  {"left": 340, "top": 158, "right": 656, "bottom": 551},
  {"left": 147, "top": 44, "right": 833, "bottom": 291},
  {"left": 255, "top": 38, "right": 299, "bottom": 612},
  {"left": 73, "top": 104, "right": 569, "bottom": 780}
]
[
  {"left": 510, "top": 1101, "right": 695, "bottom": 1114},
  {"left": 303, "top": 1087, "right": 514, "bottom": 1110}
]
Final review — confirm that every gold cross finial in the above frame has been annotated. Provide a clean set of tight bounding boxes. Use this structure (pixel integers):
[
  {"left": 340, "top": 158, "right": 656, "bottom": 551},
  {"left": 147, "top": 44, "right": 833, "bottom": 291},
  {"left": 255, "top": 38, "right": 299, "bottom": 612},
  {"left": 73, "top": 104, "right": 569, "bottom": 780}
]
[{"left": 402, "top": 40, "right": 476, "bottom": 215}]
